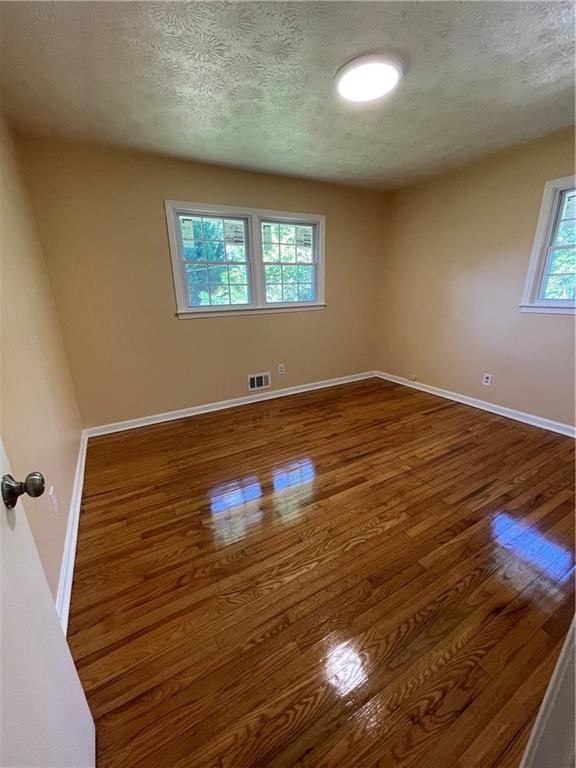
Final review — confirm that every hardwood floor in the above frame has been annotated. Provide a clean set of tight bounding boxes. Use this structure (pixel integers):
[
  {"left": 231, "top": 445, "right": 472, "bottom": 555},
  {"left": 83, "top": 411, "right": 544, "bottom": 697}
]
[{"left": 68, "top": 378, "right": 575, "bottom": 768}]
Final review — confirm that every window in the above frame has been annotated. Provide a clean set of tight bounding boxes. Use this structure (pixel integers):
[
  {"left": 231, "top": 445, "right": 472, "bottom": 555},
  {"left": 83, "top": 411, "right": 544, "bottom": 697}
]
[
  {"left": 165, "top": 201, "right": 325, "bottom": 317},
  {"left": 521, "top": 176, "right": 576, "bottom": 314}
]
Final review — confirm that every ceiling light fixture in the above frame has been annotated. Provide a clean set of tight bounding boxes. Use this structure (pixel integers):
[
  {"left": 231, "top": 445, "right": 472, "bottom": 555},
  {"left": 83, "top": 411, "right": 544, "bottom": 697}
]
[{"left": 335, "top": 53, "right": 404, "bottom": 103}]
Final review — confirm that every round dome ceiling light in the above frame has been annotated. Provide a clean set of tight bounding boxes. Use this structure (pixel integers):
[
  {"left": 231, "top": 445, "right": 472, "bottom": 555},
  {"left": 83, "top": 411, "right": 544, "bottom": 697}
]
[{"left": 335, "top": 53, "right": 404, "bottom": 103}]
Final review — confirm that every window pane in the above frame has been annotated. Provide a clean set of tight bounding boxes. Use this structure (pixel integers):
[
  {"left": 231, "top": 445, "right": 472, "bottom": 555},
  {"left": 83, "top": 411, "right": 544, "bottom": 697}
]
[
  {"left": 282, "top": 284, "right": 299, "bottom": 302},
  {"left": 541, "top": 273, "right": 576, "bottom": 300},
  {"left": 561, "top": 189, "right": 576, "bottom": 220},
  {"left": 209, "top": 285, "right": 230, "bottom": 305},
  {"left": 180, "top": 216, "right": 203, "bottom": 240},
  {"left": 263, "top": 243, "right": 280, "bottom": 262},
  {"left": 188, "top": 285, "right": 210, "bottom": 306},
  {"left": 297, "top": 246, "right": 313, "bottom": 262},
  {"left": 282, "top": 265, "right": 298, "bottom": 283},
  {"left": 224, "top": 219, "right": 245, "bottom": 243},
  {"left": 298, "top": 283, "right": 314, "bottom": 301},
  {"left": 265, "top": 264, "right": 282, "bottom": 282},
  {"left": 297, "top": 265, "right": 314, "bottom": 282},
  {"left": 205, "top": 241, "right": 225, "bottom": 261},
  {"left": 207, "top": 265, "right": 228, "bottom": 284},
  {"left": 202, "top": 218, "right": 224, "bottom": 240},
  {"left": 296, "top": 225, "right": 313, "bottom": 247},
  {"left": 226, "top": 243, "right": 246, "bottom": 262},
  {"left": 279, "top": 224, "right": 295, "bottom": 244},
  {"left": 185, "top": 264, "right": 207, "bottom": 285},
  {"left": 280, "top": 245, "right": 296, "bottom": 263},
  {"left": 230, "top": 285, "right": 249, "bottom": 304},
  {"left": 182, "top": 241, "right": 204, "bottom": 261},
  {"left": 547, "top": 246, "right": 576, "bottom": 275},
  {"left": 266, "top": 284, "right": 282, "bottom": 303},
  {"left": 554, "top": 219, "right": 576, "bottom": 246},
  {"left": 262, "top": 222, "right": 280, "bottom": 243},
  {"left": 228, "top": 265, "right": 248, "bottom": 284}
]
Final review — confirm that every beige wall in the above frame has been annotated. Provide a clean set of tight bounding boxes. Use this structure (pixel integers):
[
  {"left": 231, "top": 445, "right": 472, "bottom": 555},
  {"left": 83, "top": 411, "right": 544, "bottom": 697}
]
[
  {"left": 377, "top": 128, "right": 575, "bottom": 426},
  {"left": 0, "top": 119, "right": 83, "bottom": 595},
  {"left": 11, "top": 128, "right": 576, "bottom": 436},
  {"left": 16, "top": 136, "right": 386, "bottom": 427}
]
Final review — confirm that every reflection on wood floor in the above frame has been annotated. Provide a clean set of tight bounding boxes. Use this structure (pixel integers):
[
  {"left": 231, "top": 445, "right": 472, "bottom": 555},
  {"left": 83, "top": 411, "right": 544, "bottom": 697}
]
[{"left": 68, "top": 378, "right": 575, "bottom": 767}]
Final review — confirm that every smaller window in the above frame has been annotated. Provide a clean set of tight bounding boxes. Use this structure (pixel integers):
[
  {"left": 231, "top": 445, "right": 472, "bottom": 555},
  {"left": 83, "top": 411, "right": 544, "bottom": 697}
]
[
  {"left": 521, "top": 176, "right": 576, "bottom": 314},
  {"left": 165, "top": 201, "right": 325, "bottom": 317}
]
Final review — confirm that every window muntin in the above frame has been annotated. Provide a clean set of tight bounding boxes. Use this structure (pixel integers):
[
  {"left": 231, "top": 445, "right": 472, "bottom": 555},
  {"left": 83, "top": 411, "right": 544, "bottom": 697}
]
[
  {"left": 178, "top": 214, "right": 251, "bottom": 308},
  {"left": 521, "top": 176, "right": 576, "bottom": 314},
  {"left": 166, "top": 202, "right": 325, "bottom": 316},
  {"left": 261, "top": 221, "right": 317, "bottom": 304}
]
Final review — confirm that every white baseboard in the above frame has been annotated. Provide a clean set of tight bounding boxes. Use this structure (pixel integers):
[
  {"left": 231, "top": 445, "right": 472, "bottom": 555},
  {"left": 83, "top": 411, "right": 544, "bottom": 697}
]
[
  {"left": 84, "top": 370, "right": 575, "bottom": 440},
  {"left": 374, "top": 371, "right": 576, "bottom": 438},
  {"left": 55, "top": 431, "right": 88, "bottom": 634},
  {"left": 84, "top": 371, "right": 379, "bottom": 438}
]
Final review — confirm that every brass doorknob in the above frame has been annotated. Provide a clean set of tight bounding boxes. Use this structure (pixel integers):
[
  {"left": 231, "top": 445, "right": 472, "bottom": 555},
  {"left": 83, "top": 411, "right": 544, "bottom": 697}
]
[{"left": 1, "top": 472, "right": 45, "bottom": 509}]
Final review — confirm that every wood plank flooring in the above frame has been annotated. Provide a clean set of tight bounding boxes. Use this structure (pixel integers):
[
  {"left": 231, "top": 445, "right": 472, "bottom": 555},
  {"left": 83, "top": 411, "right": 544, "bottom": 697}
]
[{"left": 68, "top": 378, "right": 575, "bottom": 767}]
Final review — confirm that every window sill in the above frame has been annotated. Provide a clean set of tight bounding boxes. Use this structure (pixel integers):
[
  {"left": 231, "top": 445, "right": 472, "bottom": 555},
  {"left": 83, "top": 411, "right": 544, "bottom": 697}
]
[
  {"left": 176, "top": 303, "right": 327, "bottom": 319},
  {"left": 519, "top": 303, "right": 575, "bottom": 315}
]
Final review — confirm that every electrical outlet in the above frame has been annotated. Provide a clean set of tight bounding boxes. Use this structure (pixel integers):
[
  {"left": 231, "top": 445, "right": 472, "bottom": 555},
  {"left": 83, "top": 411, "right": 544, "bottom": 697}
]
[
  {"left": 48, "top": 485, "right": 59, "bottom": 515},
  {"left": 482, "top": 373, "right": 492, "bottom": 386},
  {"left": 409, "top": 374, "right": 417, "bottom": 382},
  {"left": 278, "top": 363, "right": 286, "bottom": 375}
]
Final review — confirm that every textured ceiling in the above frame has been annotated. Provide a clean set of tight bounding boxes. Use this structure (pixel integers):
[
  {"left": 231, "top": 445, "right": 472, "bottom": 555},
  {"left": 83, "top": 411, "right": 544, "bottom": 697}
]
[{"left": 0, "top": 1, "right": 574, "bottom": 188}]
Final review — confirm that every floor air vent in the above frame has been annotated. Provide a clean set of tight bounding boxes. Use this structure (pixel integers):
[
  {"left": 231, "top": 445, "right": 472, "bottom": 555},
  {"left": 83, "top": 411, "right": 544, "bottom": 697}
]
[{"left": 248, "top": 372, "right": 271, "bottom": 391}]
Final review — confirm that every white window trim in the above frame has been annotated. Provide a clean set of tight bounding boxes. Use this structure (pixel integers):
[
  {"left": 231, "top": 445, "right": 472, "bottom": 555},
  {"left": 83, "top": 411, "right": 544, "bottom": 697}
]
[
  {"left": 165, "top": 200, "right": 326, "bottom": 318},
  {"left": 520, "top": 175, "right": 576, "bottom": 315}
]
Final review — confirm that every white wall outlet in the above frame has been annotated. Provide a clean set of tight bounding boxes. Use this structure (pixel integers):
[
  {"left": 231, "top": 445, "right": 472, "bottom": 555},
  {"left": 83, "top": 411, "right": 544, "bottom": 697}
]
[
  {"left": 278, "top": 363, "right": 286, "bottom": 375},
  {"left": 48, "top": 485, "right": 59, "bottom": 515},
  {"left": 482, "top": 373, "right": 493, "bottom": 386}
]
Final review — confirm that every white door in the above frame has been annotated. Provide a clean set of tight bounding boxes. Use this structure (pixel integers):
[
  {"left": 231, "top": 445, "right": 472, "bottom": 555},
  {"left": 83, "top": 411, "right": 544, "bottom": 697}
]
[
  {"left": 521, "top": 620, "right": 575, "bottom": 768},
  {"left": 0, "top": 437, "right": 95, "bottom": 768}
]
